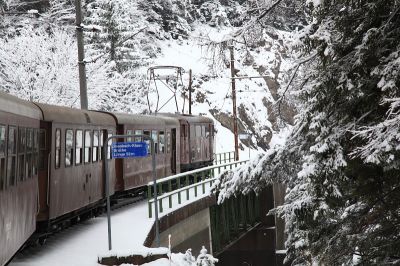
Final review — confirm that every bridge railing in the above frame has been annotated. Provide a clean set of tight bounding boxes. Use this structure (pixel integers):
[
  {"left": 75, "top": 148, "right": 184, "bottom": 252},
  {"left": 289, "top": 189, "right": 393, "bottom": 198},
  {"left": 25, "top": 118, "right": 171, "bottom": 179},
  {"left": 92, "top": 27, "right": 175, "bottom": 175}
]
[
  {"left": 147, "top": 159, "right": 248, "bottom": 218},
  {"left": 210, "top": 191, "right": 261, "bottom": 254},
  {"left": 213, "top": 151, "right": 236, "bottom": 165}
]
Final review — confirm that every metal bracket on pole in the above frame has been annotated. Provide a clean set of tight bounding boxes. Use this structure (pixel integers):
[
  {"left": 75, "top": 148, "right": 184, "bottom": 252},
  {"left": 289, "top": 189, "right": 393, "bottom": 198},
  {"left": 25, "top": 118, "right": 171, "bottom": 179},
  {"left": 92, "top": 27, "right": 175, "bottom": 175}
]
[
  {"left": 146, "top": 66, "right": 185, "bottom": 114},
  {"left": 103, "top": 134, "right": 160, "bottom": 251}
]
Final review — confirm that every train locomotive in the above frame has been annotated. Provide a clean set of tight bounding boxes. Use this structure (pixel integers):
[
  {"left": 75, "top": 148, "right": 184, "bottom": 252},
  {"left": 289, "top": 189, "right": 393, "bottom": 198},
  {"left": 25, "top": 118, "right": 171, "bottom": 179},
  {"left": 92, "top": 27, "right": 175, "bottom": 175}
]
[{"left": 0, "top": 91, "right": 215, "bottom": 266}]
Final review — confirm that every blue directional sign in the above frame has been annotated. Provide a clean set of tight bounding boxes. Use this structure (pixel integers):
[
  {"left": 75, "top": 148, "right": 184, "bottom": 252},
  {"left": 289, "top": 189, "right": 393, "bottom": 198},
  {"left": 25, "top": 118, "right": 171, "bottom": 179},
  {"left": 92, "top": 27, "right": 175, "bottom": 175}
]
[{"left": 111, "top": 142, "right": 148, "bottom": 158}]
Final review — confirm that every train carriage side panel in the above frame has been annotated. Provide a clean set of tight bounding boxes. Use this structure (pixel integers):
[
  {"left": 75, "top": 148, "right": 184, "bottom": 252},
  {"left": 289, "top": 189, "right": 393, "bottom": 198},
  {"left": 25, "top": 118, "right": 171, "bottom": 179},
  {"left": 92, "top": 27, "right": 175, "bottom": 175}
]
[
  {"left": 34, "top": 103, "right": 116, "bottom": 223},
  {"left": 110, "top": 113, "right": 180, "bottom": 193},
  {"left": 157, "top": 114, "right": 214, "bottom": 172},
  {"left": 0, "top": 92, "right": 41, "bottom": 266}
]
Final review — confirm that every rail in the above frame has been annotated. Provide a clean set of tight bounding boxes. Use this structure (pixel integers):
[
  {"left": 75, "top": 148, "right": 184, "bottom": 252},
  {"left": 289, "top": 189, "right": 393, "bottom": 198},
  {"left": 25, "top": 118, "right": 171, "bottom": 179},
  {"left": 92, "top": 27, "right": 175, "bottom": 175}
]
[
  {"left": 213, "top": 151, "right": 236, "bottom": 164},
  {"left": 147, "top": 160, "right": 248, "bottom": 218}
]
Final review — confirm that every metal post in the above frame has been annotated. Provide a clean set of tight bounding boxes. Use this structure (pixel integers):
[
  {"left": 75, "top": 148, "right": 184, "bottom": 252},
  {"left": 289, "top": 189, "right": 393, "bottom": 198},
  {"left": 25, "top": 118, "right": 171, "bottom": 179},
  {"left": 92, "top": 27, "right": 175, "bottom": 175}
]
[
  {"left": 151, "top": 138, "right": 160, "bottom": 247},
  {"left": 229, "top": 44, "right": 239, "bottom": 161},
  {"left": 103, "top": 138, "right": 112, "bottom": 250},
  {"left": 188, "top": 69, "right": 192, "bottom": 115},
  {"left": 75, "top": 0, "right": 88, "bottom": 110}
]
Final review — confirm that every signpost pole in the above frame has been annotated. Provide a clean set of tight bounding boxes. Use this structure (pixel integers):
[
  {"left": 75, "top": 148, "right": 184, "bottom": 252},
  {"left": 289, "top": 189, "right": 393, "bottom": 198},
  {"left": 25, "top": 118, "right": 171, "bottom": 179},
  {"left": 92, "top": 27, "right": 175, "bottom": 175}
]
[{"left": 103, "top": 137, "right": 112, "bottom": 251}]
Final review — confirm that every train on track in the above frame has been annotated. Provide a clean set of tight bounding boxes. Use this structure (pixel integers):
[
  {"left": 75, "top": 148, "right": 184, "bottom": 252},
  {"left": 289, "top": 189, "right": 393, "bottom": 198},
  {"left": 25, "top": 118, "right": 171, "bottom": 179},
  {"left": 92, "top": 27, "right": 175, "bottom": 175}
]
[{"left": 0, "top": 91, "right": 215, "bottom": 266}]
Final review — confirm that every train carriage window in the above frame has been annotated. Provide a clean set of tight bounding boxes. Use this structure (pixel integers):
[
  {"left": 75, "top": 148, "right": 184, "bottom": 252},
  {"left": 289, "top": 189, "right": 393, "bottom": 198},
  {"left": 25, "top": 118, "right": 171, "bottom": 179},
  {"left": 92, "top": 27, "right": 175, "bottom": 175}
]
[
  {"left": 202, "top": 126, "right": 206, "bottom": 138},
  {"left": 205, "top": 125, "right": 210, "bottom": 138},
  {"left": 75, "top": 130, "right": 83, "bottom": 165},
  {"left": 0, "top": 125, "right": 5, "bottom": 190},
  {"left": 107, "top": 132, "right": 113, "bottom": 159},
  {"left": 152, "top": 130, "right": 158, "bottom": 154},
  {"left": 190, "top": 125, "right": 195, "bottom": 139},
  {"left": 159, "top": 131, "right": 165, "bottom": 154},
  {"left": 18, "top": 127, "right": 26, "bottom": 181},
  {"left": 144, "top": 130, "right": 150, "bottom": 155},
  {"left": 99, "top": 131, "right": 105, "bottom": 160},
  {"left": 0, "top": 125, "right": 5, "bottom": 154},
  {"left": 55, "top": 129, "right": 61, "bottom": 169},
  {"left": 134, "top": 130, "right": 142, "bottom": 142},
  {"left": 7, "top": 126, "right": 17, "bottom": 187},
  {"left": 196, "top": 125, "right": 202, "bottom": 137},
  {"left": 167, "top": 132, "right": 171, "bottom": 154},
  {"left": 39, "top": 129, "right": 46, "bottom": 170},
  {"left": 93, "top": 131, "right": 99, "bottom": 162},
  {"left": 33, "top": 129, "right": 39, "bottom": 175},
  {"left": 26, "top": 128, "right": 33, "bottom": 178},
  {"left": 84, "top": 130, "right": 91, "bottom": 164},
  {"left": 126, "top": 129, "right": 132, "bottom": 141},
  {"left": 65, "top": 129, "right": 74, "bottom": 167}
]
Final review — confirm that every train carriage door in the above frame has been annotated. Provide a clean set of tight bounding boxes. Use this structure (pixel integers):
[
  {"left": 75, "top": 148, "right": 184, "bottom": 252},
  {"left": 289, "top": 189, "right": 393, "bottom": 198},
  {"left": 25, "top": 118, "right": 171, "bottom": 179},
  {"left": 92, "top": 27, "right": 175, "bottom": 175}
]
[
  {"left": 171, "top": 129, "right": 177, "bottom": 174},
  {"left": 37, "top": 121, "right": 51, "bottom": 222},
  {"left": 209, "top": 124, "right": 214, "bottom": 161}
]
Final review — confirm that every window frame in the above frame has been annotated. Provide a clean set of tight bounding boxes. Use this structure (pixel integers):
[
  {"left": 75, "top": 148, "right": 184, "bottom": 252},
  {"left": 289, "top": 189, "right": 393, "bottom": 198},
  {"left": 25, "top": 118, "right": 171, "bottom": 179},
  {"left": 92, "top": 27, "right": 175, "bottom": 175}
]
[
  {"left": 0, "top": 124, "right": 6, "bottom": 190},
  {"left": 75, "top": 129, "right": 83, "bottom": 165},
  {"left": 159, "top": 131, "right": 165, "bottom": 154},
  {"left": 32, "top": 129, "right": 39, "bottom": 176},
  {"left": 151, "top": 130, "right": 158, "bottom": 154},
  {"left": 107, "top": 132, "right": 113, "bottom": 160},
  {"left": 18, "top": 127, "right": 26, "bottom": 182},
  {"left": 55, "top": 128, "right": 61, "bottom": 169},
  {"left": 134, "top": 129, "right": 142, "bottom": 142},
  {"left": 126, "top": 129, "right": 133, "bottom": 142},
  {"left": 26, "top": 128, "right": 33, "bottom": 179},
  {"left": 144, "top": 130, "right": 151, "bottom": 155},
  {"left": 167, "top": 132, "right": 171, "bottom": 154},
  {"left": 84, "top": 130, "right": 91, "bottom": 164},
  {"left": 65, "top": 129, "right": 74, "bottom": 167},
  {"left": 7, "top": 126, "right": 17, "bottom": 187},
  {"left": 93, "top": 130, "right": 99, "bottom": 163}
]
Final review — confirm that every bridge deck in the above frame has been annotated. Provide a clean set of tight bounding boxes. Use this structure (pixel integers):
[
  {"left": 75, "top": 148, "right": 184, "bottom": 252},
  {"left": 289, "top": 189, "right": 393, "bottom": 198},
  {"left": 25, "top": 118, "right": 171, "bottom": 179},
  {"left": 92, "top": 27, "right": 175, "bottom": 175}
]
[{"left": 11, "top": 201, "right": 153, "bottom": 266}]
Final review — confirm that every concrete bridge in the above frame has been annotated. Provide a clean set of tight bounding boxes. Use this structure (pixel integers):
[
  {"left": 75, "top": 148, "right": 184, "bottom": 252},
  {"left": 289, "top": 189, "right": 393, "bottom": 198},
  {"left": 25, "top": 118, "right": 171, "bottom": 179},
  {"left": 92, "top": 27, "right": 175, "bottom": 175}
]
[{"left": 144, "top": 158, "right": 286, "bottom": 266}]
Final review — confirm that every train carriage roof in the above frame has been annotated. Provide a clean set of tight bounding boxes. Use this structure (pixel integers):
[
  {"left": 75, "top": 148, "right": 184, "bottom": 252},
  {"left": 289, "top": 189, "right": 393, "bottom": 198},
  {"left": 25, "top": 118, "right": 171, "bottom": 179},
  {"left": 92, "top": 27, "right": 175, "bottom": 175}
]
[
  {"left": 34, "top": 102, "right": 115, "bottom": 126},
  {"left": 110, "top": 113, "right": 180, "bottom": 127},
  {"left": 156, "top": 113, "right": 214, "bottom": 124},
  {"left": 0, "top": 91, "right": 42, "bottom": 120}
]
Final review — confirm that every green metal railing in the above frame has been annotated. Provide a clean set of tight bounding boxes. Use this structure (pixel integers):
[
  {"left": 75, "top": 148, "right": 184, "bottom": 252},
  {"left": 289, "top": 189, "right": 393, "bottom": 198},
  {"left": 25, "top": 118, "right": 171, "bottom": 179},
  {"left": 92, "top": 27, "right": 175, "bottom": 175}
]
[
  {"left": 210, "top": 191, "right": 261, "bottom": 254},
  {"left": 147, "top": 159, "right": 248, "bottom": 218},
  {"left": 214, "top": 151, "right": 236, "bottom": 165}
]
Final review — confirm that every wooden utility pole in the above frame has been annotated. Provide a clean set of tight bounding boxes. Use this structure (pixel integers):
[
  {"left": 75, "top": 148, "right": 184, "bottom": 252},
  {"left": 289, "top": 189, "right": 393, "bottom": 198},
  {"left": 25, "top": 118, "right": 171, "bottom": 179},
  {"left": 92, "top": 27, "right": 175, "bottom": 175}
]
[
  {"left": 188, "top": 69, "right": 192, "bottom": 115},
  {"left": 75, "top": 0, "right": 88, "bottom": 110},
  {"left": 229, "top": 44, "right": 239, "bottom": 161}
]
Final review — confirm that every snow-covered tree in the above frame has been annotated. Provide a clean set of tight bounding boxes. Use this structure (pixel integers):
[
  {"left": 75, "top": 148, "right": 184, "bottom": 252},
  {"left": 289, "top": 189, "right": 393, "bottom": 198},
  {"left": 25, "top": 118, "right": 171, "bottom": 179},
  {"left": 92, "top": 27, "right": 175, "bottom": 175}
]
[
  {"left": 0, "top": 27, "right": 147, "bottom": 113},
  {"left": 85, "top": 0, "right": 154, "bottom": 72},
  {"left": 216, "top": 0, "right": 400, "bottom": 265}
]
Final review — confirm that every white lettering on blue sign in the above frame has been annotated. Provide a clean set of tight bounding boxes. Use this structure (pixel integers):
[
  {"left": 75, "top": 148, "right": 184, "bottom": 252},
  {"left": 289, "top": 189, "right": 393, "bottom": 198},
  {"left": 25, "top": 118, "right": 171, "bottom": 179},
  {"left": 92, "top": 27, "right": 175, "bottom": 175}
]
[{"left": 111, "top": 142, "right": 148, "bottom": 158}]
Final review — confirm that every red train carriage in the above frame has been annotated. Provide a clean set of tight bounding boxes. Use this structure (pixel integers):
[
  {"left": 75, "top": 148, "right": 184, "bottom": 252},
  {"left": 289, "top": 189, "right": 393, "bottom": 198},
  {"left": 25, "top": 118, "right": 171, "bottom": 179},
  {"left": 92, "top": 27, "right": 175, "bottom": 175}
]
[
  {"left": 110, "top": 113, "right": 180, "bottom": 194},
  {"left": 158, "top": 114, "right": 215, "bottom": 172},
  {"left": 0, "top": 92, "right": 41, "bottom": 266},
  {"left": 33, "top": 103, "right": 116, "bottom": 229}
]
